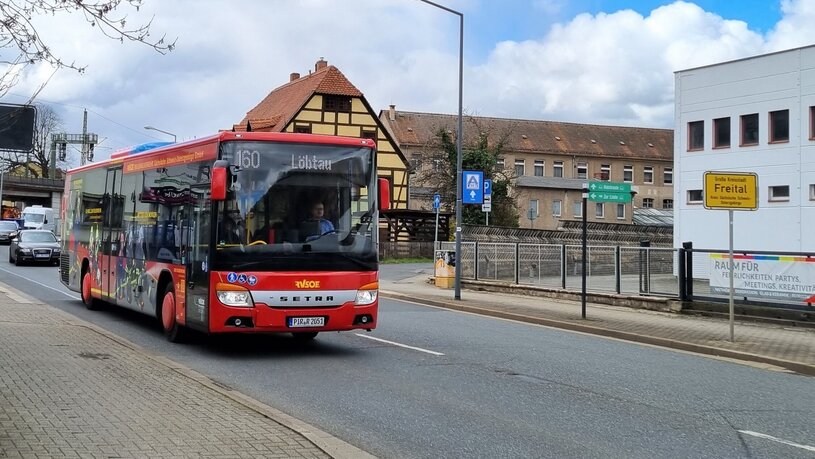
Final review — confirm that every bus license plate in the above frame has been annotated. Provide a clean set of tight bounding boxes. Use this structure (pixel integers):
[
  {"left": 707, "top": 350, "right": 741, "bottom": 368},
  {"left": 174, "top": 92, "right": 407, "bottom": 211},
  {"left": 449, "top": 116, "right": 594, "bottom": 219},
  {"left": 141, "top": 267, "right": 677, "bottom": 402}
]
[{"left": 288, "top": 317, "right": 325, "bottom": 328}]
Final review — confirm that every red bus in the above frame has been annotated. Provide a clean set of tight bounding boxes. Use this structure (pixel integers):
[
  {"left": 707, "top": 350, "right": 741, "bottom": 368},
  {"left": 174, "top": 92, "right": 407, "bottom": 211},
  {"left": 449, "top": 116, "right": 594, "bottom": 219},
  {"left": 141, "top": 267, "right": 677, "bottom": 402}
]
[{"left": 59, "top": 132, "right": 389, "bottom": 342}]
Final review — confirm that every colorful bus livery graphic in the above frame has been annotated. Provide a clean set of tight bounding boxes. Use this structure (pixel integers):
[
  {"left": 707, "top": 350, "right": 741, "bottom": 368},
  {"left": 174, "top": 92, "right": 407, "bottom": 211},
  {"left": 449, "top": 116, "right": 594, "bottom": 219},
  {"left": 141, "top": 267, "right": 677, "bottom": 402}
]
[
  {"left": 61, "top": 132, "right": 390, "bottom": 342},
  {"left": 709, "top": 253, "right": 815, "bottom": 303}
]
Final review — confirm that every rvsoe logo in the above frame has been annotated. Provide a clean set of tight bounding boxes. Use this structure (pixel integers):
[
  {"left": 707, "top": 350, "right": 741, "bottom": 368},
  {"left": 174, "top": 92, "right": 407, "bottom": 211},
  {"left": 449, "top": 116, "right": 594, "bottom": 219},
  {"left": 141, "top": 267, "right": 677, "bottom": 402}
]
[
  {"left": 291, "top": 154, "right": 332, "bottom": 170},
  {"left": 295, "top": 279, "right": 320, "bottom": 289}
]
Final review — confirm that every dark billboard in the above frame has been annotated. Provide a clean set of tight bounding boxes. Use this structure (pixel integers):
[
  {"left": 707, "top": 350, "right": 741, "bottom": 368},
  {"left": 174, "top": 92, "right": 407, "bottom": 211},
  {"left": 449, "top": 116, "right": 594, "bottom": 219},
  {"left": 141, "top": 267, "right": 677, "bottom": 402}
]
[{"left": 0, "top": 104, "right": 36, "bottom": 151}]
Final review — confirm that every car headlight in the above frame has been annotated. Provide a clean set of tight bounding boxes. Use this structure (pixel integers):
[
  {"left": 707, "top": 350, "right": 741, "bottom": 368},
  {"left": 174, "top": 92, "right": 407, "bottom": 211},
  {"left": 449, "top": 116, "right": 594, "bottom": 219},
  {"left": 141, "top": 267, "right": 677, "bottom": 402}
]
[
  {"left": 53, "top": 248, "right": 61, "bottom": 254},
  {"left": 19, "top": 248, "right": 31, "bottom": 254},
  {"left": 355, "top": 282, "right": 378, "bottom": 305},
  {"left": 216, "top": 283, "right": 254, "bottom": 307}
]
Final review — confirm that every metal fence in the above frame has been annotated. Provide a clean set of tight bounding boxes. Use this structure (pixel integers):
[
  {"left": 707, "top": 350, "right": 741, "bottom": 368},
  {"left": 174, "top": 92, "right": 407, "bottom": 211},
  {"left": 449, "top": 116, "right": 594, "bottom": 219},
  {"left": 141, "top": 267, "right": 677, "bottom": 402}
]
[{"left": 438, "top": 241, "right": 679, "bottom": 298}]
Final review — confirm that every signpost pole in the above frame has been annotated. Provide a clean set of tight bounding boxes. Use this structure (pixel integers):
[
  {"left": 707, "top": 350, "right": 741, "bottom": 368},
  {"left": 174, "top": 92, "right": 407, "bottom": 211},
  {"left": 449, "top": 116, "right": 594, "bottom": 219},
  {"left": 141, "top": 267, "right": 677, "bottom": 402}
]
[
  {"left": 434, "top": 206, "right": 439, "bottom": 252},
  {"left": 729, "top": 209, "right": 734, "bottom": 342},
  {"left": 485, "top": 211, "right": 489, "bottom": 226},
  {"left": 581, "top": 184, "right": 588, "bottom": 319}
]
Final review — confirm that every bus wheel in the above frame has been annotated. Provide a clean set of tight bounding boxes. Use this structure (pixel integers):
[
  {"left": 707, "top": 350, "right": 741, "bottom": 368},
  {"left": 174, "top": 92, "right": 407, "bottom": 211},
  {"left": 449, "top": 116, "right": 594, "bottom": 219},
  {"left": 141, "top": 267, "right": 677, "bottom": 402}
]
[
  {"left": 292, "top": 332, "right": 318, "bottom": 341},
  {"left": 81, "top": 270, "right": 101, "bottom": 310},
  {"left": 160, "top": 285, "right": 186, "bottom": 343}
]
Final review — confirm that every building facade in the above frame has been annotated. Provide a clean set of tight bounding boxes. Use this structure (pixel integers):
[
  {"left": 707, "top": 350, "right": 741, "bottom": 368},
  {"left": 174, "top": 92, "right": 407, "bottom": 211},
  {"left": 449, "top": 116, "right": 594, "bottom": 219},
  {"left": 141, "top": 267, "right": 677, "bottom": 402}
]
[
  {"left": 234, "top": 59, "right": 410, "bottom": 209},
  {"left": 380, "top": 108, "right": 673, "bottom": 230},
  {"left": 674, "top": 45, "right": 815, "bottom": 253}
]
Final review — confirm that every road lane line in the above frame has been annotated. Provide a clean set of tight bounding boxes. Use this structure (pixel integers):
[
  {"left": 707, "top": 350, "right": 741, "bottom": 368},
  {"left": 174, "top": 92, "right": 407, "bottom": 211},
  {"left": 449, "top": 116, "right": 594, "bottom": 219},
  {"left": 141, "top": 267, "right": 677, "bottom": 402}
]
[
  {"left": 354, "top": 333, "right": 445, "bottom": 356},
  {"left": 738, "top": 430, "right": 815, "bottom": 452},
  {"left": 0, "top": 266, "right": 81, "bottom": 300}
]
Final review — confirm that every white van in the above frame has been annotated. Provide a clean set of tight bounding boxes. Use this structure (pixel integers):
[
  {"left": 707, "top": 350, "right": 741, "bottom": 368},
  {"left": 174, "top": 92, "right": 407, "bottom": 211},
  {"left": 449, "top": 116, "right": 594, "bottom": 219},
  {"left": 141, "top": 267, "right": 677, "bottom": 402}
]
[{"left": 21, "top": 206, "right": 56, "bottom": 233}]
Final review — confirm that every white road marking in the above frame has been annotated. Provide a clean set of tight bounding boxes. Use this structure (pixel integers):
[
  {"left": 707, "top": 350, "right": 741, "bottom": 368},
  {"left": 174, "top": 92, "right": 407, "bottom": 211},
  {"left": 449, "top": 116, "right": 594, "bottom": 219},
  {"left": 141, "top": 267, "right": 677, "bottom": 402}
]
[
  {"left": 0, "top": 266, "right": 82, "bottom": 300},
  {"left": 354, "top": 333, "right": 445, "bottom": 356},
  {"left": 738, "top": 430, "right": 815, "bottom": 452}
]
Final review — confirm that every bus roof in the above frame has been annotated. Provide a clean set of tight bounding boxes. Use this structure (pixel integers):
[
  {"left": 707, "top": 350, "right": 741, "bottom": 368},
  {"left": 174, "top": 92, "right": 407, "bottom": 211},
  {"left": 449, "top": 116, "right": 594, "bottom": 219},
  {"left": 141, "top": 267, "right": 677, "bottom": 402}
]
[{"left": 69, "top": 132, "right": 377, "bottom": 174}]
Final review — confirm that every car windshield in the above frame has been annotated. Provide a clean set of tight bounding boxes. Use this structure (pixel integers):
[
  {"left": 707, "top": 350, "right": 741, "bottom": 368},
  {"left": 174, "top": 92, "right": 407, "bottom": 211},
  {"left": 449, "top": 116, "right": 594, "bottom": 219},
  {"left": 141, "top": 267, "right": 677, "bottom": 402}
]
[
  {"left": 0, "top": 221, "right": 17, "bottom": 230},
  {"left": 21, "top": 232, "right": 56, "bottom": 243}
]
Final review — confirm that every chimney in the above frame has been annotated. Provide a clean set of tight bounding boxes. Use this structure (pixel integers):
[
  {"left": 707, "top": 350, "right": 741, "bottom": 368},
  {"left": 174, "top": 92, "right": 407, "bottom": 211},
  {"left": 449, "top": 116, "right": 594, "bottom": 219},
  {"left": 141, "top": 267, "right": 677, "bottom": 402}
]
[
  {"left": 290, "top": 72, "right": 300, "bottom": 81},
  {"left": 315, "top": 57, "right": 328, "bottom": 71},
  {"left": 389, "top": 104, "right": 396, "bottom": 121}
]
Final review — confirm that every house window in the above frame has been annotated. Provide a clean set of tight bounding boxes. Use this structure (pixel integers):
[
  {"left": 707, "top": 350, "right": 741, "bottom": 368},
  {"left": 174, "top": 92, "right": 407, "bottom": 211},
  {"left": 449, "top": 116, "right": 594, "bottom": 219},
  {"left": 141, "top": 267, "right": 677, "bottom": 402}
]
[
  {"left": 663, "top": 199, "right": 673, "bottom": 209},
  {"left": 741, "top": 113, "right": 759, "bottom": 146},
  {"left": 323, "top": 95, "right": 352, "bottom": 112},
  {"left": 410, "top": 153, "right": 423, "bottom": 172},
  {"left": 432, "top": 157, "right": 443, "bottom": 172},
  {"left": 769, "top": 109, "right": 789, "bottom": 143},
  {"left": 529, "top": 199, "right": 539, "bottom": 219},
  {"left": 623, "top": 165, "right": 633, "bottom": 182},
  {"left": 534, "top": 160, "right": 544, "bottom": 177},
  {"left": 553, "top": 161, "right": 564, "bottom": 178},
  {"left": 769, "top": 185, "right": 790, "bottom": 202},
  {"left": 714, "top": 117, "right": 730, "bottom": 148},
  {"left": 663, "top": 167, "right": 673, "bottom": 185},
  {"left": 361, "top": 129, "right": 377, "bottom": 140},
  {"left": 811, "top": 184, "right": 815, "bottom": 201},
  {"left": 595, "top": 202, "right": 605, "bottom": 218},
  {"left": 573, "top": 201, "right": 582, "bottom": 218},
  {"left": 616, "top": 203, "right": 625, "bottom": 220},
  {"left": 496, "top": 158, "right": 505, "bottom": 171},
  {"left": 576, "top": 162, "right": 587, "bottom": 179},
  {"left": 642, "top": 198, "right": 654, "bottom": 208},
  {"left": 643, "top": 166, "right": 654, "bottom": 184},
  {"left": 688, "top": 189, "right": 703, "bottom": 204},
  {"left": 600, "top": 164, "right": 611, "bottom": 180},
  {"left": 552, "top": 200, "right": 562, "bottom": 217},
  {"left": 515, "top": 159, "right": 525, "bottom": 176},
  {"left": 688, "top": 120, "right": 704, "bottom": 151},
  {"left": 810, "top": 107, "right": 815, "bottom": 140},
  {"left": 293, "top": 125, "right": 312, "bottom": 134}
]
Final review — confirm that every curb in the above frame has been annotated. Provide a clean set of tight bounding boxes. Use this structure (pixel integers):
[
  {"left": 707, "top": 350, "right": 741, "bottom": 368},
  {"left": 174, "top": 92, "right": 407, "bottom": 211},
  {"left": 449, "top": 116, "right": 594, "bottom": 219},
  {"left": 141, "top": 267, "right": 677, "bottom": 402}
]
[
  {"left": 380, "top": 289, "right": 815, "bottom": 378},
  {"left": 0, "top": 281, "right": 376, "bottom": 459}
]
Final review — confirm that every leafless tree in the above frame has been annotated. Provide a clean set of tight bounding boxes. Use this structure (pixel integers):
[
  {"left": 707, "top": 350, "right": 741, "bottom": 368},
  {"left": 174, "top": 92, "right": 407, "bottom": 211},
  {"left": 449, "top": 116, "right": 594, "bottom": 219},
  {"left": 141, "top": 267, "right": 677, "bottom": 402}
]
[
  {"left": 0, "top": 0, "right": 176, "bottom": 97},
  {"left": 0, "top": 104, "right": 65, "bottom": 178}
]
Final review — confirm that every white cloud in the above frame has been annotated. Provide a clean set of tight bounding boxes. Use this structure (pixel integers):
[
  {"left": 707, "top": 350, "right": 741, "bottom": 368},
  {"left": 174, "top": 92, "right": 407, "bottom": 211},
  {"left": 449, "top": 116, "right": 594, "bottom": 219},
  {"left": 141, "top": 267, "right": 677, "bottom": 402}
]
[{"left": 3, "top": 0, "right": 814, "bottom": 161}]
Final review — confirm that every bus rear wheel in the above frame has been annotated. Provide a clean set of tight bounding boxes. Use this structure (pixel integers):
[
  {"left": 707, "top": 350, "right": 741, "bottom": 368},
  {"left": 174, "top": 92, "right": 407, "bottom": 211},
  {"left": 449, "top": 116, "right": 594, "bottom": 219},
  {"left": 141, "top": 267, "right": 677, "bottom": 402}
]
[
  {"left": 81, "top": 270, "right": 102, "bottom": 310},
  {"left": 160, "top": 284, "right": 187, "bottom": 343}
]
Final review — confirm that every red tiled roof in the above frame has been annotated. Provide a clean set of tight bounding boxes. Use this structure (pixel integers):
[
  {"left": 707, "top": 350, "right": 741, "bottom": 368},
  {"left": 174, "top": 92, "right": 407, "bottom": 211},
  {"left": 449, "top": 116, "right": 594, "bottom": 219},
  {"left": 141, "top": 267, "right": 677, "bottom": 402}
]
[
  {"left": 237, "top": 65, "right": 363, "bottom": 132},
  {"left": 380, "top": 111, "right": 674, "bottom": 161}
]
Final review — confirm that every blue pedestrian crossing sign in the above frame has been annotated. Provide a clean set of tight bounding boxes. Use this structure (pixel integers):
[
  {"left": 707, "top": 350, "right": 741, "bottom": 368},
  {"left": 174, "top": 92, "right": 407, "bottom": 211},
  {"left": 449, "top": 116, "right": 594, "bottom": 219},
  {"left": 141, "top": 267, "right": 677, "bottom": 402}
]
[
  {"left": 462, "top": 170, "right": 484, "bottom": 204},
  {"left": 484, "top": 179, "right": 492, "bottom": 196},
  {"left": 433, "top": 194, "right": 440, "bottom": 210}
]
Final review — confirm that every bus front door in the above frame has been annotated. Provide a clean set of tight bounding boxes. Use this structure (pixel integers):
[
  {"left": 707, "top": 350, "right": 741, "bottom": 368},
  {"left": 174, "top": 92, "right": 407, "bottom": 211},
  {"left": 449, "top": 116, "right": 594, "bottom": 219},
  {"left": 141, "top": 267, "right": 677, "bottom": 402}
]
[{"left": 184, "top": 184, "right": 211, "bottom": 331}]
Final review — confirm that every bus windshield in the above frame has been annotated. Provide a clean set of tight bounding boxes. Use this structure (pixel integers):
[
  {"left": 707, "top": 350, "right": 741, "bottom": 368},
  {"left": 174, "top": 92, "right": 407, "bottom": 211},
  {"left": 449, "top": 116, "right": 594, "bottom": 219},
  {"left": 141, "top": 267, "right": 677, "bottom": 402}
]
[{"left": 213, "top": 141, "right": 377, "bottom": 272}]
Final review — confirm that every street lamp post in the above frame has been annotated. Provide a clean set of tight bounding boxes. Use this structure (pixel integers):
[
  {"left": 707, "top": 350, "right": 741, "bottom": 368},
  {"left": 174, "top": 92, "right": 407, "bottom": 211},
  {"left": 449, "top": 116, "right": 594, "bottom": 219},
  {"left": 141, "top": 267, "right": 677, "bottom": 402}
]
[
  {"left": 144, "top": 125, "right": 177, "bottom": 142},
  {"left": 419, "top": 0, "right": 464, "bottom": 300}
]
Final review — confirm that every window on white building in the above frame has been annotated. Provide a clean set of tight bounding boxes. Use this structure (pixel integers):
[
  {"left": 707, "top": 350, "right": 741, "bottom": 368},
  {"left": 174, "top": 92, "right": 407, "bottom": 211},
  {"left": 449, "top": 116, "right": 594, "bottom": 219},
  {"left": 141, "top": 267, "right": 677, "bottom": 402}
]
[
  {"left": 643, "top": 166, "right": 654, "bottom": 184},
  {"left": 552, "top": 200, "right": 562, "bottom": 217},
  {"left": 714, "top": 117, "right": 730, "bottom": 148},
  {"left": 810, "top": 107, "right": 815, "bottom": 140},
  {"left": 576, "top": 162, "right": 587, "bottom": 179},
  {"left": 534, "top": 160, "right": 544, "bottom": 177},
  {"left": 553, "top": 161, "right": 564, "bottom": 178},
  {"left": 741, "top": 113, "right": 759, "bottom": 146},
  {"left": 811, "top": 184, "right": 815, "bottom": 201},
  {"left": 595, "top": 202, "right": 605, "bottom": 218},
  {"left": 573, "top": 201, "right": 582, "bottom": 218},
  {"left": 769, "top": 185, "right": 790, "bottom": 202},
  {"left": 687, "top": 189, "right": 703, "bottom": 204},
  {"left": 770, "top": 109, "right": 790, "bottom": 143},
  {"left": 616, "top": 203, "right": 625, "bottom": 220},
  {"left": 688, "top": 120, "right": 704, "bottom": 150},
  {"left": 529, "top": 199, "right": 539, "bottom": 219},
  {"left": 623, "top": 165, "right": 633, "bottom": 182}
]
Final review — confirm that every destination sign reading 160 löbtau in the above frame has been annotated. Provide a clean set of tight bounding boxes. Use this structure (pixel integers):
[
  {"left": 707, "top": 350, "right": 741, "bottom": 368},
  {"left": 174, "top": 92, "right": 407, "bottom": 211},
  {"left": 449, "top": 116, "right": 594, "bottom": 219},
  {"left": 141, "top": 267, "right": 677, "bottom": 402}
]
[{"left": 703, "top": 171, "right": 758, "bottom": 210}]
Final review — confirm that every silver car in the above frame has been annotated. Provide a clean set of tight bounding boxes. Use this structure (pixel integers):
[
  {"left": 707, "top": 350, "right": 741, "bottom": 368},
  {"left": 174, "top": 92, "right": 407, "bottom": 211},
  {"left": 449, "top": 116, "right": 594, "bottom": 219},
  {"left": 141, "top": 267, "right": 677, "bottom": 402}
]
[{"left": 0, "top": 220, "right": 19, "bottom": 245}]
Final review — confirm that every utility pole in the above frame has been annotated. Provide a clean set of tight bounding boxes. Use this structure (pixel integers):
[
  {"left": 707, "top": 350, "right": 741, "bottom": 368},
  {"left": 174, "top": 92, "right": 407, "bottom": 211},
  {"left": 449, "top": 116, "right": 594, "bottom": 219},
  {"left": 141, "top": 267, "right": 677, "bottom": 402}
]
[{"left": 50, "top": 110, "right": 98, "bottom": 177}]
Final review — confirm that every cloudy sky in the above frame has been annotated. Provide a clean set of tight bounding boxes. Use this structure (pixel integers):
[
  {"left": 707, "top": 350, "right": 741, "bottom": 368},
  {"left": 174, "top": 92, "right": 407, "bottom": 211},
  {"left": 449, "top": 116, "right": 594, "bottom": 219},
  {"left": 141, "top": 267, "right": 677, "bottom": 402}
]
[{"left": 3, "top": 0, "right": 815, "bottom": 164}]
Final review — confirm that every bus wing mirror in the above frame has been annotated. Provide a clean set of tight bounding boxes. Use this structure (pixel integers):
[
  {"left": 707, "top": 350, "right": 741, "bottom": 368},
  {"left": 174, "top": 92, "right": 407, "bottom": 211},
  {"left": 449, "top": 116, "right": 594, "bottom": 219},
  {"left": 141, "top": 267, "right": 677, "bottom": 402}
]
[
  {"left": 378, "top": 178, "right": 390, "bottom": 211},
  {"left": 211, "top": 161, "right": 229, "bottom": 201}
]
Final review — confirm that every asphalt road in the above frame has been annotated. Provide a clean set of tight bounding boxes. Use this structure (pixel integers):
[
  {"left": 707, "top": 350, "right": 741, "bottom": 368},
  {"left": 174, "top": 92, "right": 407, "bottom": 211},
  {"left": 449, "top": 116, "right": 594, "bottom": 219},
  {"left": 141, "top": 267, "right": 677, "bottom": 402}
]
[{"left": 2, "top": 250, "right": 814, "bottom": 458}]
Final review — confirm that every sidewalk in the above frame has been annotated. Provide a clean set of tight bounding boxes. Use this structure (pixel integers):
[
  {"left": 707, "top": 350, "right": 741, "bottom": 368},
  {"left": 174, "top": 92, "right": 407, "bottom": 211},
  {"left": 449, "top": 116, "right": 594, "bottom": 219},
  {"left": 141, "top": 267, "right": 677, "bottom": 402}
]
[
  {"left": 0, "top": 283, "right": 374, "bottom": 459},
  {"left": 380, "top": 274, "right": 815, "bottom": 377}
]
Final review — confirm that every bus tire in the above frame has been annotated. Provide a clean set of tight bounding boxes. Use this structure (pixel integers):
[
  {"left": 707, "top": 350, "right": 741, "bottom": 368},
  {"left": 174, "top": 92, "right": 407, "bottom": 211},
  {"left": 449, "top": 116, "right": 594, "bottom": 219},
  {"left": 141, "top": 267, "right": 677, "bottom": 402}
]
[
  {"left": 160, "top": 284, "right": 187, "bottom": 343},
  {"left": 292, "top": 332, "right": 318, "bottom": 341},
  {"left": 81, "top": 270, "right": 102, "bottom": 310}
]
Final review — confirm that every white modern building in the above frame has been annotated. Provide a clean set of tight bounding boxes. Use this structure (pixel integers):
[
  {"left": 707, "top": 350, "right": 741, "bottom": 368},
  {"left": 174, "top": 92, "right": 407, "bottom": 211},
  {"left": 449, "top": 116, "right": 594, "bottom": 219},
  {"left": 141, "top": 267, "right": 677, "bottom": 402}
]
[{"left": 674, "top": 45, "right": 815, "bottom": 255}]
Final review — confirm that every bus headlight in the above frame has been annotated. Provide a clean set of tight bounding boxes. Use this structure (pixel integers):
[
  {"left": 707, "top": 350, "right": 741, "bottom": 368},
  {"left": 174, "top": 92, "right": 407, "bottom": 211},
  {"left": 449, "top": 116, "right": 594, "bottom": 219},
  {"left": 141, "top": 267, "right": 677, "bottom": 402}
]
[
  {"left": 355, "top": 282, "right": 378, "bottom": 305},
  {"left": 216, "top": 283, "right": 254, "bottom": 307}
]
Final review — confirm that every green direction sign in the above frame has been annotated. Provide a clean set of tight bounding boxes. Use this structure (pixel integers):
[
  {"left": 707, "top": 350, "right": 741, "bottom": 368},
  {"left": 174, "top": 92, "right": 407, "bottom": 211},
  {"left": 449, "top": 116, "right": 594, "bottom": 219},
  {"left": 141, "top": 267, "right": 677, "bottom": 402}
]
[
  {"left": 588, "top": 181, "right": 631, "bottom": 193},
  {"left": 588, "top": 191, "right": 631, "bottom": 203}
]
